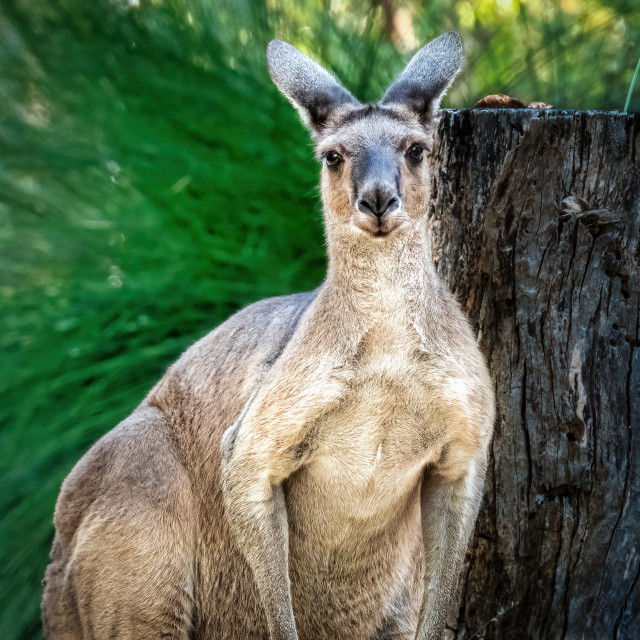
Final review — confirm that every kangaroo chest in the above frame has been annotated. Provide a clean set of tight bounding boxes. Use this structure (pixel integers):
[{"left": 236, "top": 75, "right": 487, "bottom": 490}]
[{"left": 295, "top": 313, "right": 448, "bottom": 526}]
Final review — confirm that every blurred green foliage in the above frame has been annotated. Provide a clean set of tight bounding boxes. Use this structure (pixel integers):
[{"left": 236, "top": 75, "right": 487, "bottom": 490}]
[{"left": 1, "top": 0, "right": 638, "bottom": 637}]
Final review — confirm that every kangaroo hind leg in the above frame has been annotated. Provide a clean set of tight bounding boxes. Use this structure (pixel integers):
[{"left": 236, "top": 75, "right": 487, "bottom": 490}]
[{"left": 42, "top": 407, "right": 196, "bottom": 640}]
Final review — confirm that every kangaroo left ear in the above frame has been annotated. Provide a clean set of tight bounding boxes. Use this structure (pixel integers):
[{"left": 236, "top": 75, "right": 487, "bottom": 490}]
[
  {"left": 379, "top": 32, "right": 464, "bottom": 123},
  {"left": 267, "top": 40, "right": 360, "bottom": 135}
]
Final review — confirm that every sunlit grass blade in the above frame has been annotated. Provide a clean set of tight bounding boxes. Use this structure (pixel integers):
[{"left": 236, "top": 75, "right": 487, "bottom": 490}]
[{"left": 624, "top": 54, "right": 640, "bottom": 112}]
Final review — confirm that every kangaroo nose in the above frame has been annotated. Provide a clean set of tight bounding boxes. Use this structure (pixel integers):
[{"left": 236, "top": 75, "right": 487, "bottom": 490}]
[{"left": 357, "top": 187, "right": 399, "bottom": 219}]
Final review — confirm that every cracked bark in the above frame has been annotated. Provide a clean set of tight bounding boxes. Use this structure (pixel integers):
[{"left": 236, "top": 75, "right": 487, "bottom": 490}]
[{"left": 428, "top": 109, "right": 640, "bottom": 640}]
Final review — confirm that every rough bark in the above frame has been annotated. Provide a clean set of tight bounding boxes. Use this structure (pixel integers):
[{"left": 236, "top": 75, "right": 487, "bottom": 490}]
[{"left": 428, "top": 109, "right": 640, "bottom": 640}]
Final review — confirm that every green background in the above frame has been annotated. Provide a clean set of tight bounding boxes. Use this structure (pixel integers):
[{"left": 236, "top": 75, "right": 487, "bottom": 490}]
[{"left": 1, "top": 0, "right": 638, "bottom": 637}]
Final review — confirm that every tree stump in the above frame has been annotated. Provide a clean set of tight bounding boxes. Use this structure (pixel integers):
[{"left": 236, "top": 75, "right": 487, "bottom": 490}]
[{"left": 429, "top": 109, "right": 640, "bottom": 640}]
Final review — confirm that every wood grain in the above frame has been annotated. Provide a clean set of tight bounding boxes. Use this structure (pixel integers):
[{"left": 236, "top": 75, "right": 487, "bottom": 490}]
[{"left": 428, "top": 109, "right": 640, "bottom": 639}]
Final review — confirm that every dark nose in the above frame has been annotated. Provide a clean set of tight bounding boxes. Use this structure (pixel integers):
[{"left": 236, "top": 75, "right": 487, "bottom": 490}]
[{"left": 357, "top": 186, "right": 399, "bottom": 219}]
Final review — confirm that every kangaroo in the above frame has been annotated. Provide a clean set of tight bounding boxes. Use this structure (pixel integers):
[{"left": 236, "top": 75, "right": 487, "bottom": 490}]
[{"left": 42, "top": 32, "right": 494, "bottom": 640}]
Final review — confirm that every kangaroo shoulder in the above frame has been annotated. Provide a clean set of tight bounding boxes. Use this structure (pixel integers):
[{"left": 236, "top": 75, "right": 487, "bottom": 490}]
[
  {"left": 179, "top": 289, "right": 318, "bottom": 371},
  {"left": 147, "top": 289, "right": 320, "bottom": 418}
]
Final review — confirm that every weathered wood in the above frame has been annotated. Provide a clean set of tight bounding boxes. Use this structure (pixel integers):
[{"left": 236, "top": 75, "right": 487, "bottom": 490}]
[{"left": 429, "top": 109, "right": 640, "bottom": 639}]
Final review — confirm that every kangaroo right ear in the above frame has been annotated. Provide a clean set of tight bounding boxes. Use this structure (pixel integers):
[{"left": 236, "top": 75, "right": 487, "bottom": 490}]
[
  {"left": 380, "top": 32, "right": 464, "bottom": 123},
  {"left": 267, "top": 40, "right": 359, "bottom": 135}
]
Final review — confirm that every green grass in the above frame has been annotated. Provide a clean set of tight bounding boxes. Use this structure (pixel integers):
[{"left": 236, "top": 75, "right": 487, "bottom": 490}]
[{"left": 624, "top": 54, "right": 640, "bottom": 111}]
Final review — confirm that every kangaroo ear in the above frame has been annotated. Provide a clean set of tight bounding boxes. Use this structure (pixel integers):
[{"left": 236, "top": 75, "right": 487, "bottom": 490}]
[
  {"left": 267, "top": 40, "right": 359, "bottom": 134},
  {"left": 380, "top": 32, "right": 464, "bottom": 122}
]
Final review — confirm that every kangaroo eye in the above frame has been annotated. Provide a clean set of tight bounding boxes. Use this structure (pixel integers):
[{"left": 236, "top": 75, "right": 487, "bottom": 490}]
[
  {"left": 325, "top": 150, "right": 342, "bottom": 166},
  {"left": 407, "top": 144, "right": 424, "bottom": 161}
]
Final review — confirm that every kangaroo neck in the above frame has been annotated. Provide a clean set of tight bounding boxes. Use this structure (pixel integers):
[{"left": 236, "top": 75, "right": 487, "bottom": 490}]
[{"left": 323, "top": 218, "right": 439, "bottom": 314}]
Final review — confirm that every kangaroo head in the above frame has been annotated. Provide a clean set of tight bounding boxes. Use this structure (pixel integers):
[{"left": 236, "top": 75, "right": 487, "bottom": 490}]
[{"left": 267, "top": 33, "right": 464, "bottom": 241}]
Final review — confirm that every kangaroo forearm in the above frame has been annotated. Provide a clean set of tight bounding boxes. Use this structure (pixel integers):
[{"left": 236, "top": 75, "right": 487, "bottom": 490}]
[
  {"left": 417, "top": 463, "right": 486, "bottom": 639},
  {"left": 416, "top": 538, "right": 468, "bottom": 639},
  {"left": 242, "top": 351, "right": 346, "bottom": 437},
  {"left": 218, "top": 306, "right": 351, "bottom": 639},
  {"left": 221, "top": 470, "right": 298, "bottom": 640},
  {"left": 235, "top": 295, "right": 361, "bottom": 441}
]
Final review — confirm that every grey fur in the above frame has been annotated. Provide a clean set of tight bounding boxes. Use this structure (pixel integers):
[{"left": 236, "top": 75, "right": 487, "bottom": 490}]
[
  {"left": 381, "top": 32, "right": 465, "bottom": 121},
  {"left": 42, "top": 32, "right": 493, "bottom": 640},
  {"left": 267, "top": 40, "right": 359, "bottom": 132}
]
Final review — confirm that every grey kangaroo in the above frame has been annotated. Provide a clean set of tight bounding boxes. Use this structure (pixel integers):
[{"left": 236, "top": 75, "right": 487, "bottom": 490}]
[{"left": 42, "top": 32, "right": 495, "bottom": 640}]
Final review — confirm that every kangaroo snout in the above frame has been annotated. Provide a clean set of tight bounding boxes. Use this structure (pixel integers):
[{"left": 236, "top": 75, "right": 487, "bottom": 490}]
[
  {"left": 357, "top": 185, "right": 400, "bottom": 219},
  {"left": 354, "top": 181, "right": 404, "bottom": 236}
]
